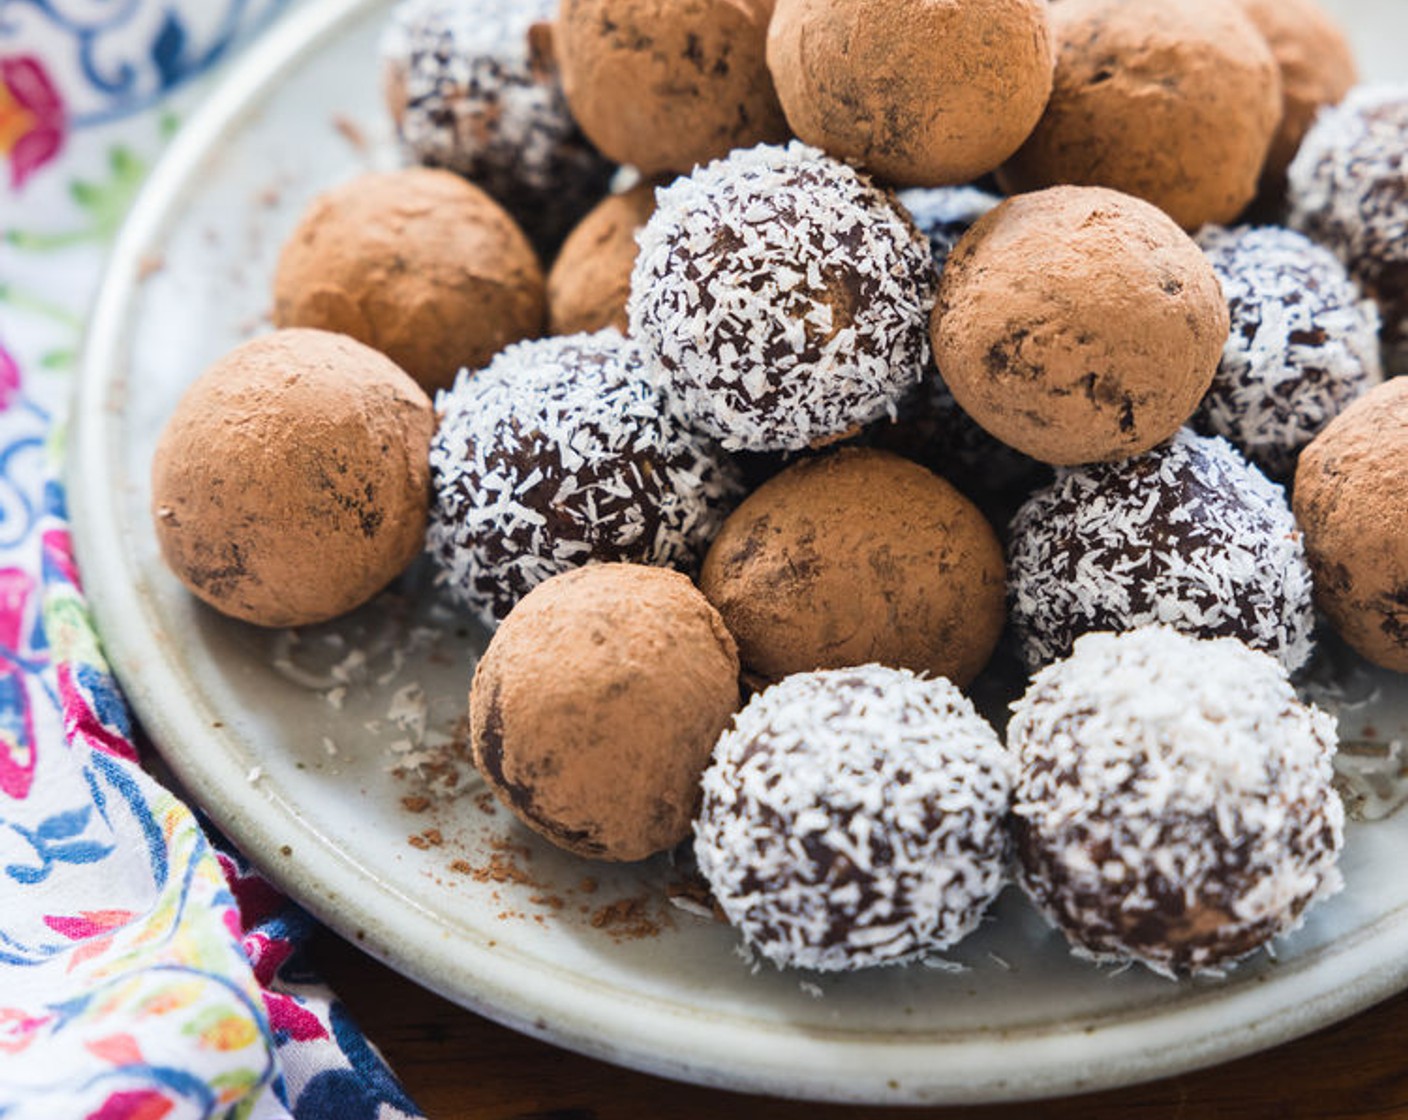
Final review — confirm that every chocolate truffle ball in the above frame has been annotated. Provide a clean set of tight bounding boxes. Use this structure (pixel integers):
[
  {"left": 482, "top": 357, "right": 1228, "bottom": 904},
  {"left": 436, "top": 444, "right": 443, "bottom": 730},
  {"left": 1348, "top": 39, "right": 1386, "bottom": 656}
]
[
  {"left": 999, "top": 0, "right": 1282, "bottom": 230},
  {"left": 380, "top": 0, "right": 614, "bottom": 253},
  {"left": 700, "top": 448, "right": 1005, "bottom": 688},
  {"left": 1236, "top": 0, "right": 1358, "bottom": 203},
  {"left": 427, "top": 331, "right": 743, "bottom": 628},
  {"left": 1010, "top": 627, "right": 1345, "bottom": 978},
  {"left": 556, "top": 0, "right": 788, "bottom": 177},
  {"left": 471, "top": 563, "right": 741, "bottom": 861},
  {"left": 547, "top": 181, "right": 656, "bottom": 337},
  {"left": 629, "top": 142, "right": 935, "bottom": 452},
  {"left": 766, "top": 0, "right": 1053, "bottom": 187},
  {"left": 1294, "top": 379, "right": 1408, "bottom": 673},
  {"left": 1008, "top": 429, "right": 1316, "bottom": 673},
  {"left": 272, "top": 168, "right": 545, "bottom": 394},
  {"left": 932, "top": 186, "right": 1228, "bottom": 466},
  {"left": 1194, "top": 224, "right": 1382, "bottom": 481},
  {"left": 151, "top": 330, "right": 434, "bottom": 628},
  {"left": 696, "top": 665, "right": 1013, "bottom": 972},
  {"left": 1289, "top": 85, "right": 1408, "bottom": 376}
]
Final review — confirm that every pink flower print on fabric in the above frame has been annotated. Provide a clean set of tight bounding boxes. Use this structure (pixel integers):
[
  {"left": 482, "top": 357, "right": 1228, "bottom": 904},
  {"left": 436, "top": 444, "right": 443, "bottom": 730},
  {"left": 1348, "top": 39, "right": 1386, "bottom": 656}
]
[
  {"left": 0, "top": 345, "right": 19, "bottom": 412},
  {"left": 0, "top": 56, "right": 65, "bottom": 190}
]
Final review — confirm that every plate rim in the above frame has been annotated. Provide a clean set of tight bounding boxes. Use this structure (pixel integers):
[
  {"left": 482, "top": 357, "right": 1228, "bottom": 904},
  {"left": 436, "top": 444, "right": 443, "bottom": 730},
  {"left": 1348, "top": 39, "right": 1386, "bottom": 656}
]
[{"left": 66, "top": 0, "right": 1408, "bottom": 1104}]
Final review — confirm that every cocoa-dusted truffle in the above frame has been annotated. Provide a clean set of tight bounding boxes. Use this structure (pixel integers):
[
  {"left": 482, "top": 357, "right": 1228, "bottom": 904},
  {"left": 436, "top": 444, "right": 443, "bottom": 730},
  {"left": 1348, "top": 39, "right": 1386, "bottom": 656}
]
[
  {"left": 700, "top": 448, "right": 1005, "bottom": 688},
  {"left": 1288, "top": 85, "right": 1408, "bottom": 376},
  {"left": 272, "top": 168, "right": 545, "bottom": 394},
  {"left": 547, "top": 181, "right": 656, "bottom": 337},
  {"left": 766, "top": 0, "right": 1053, "bottom": 187},
  {"left": 932, "top": 186, "right": 1228, "bottom": 466},
  {"left": 1294, "top": 378, "right": 1408, "bottom": 673},
  {"left": 630, "top": 142, "right": 935, "bottom": 452},
  {"left": 1010, "top": 627, "right": 1345, "bottom": 978},
  {"left": 471, "top": 563, "right": 740, "bottom": 861},
  {"left": 152, "top": 329, "right": 434, "bottom": 628},
  {"left": 380, "top": 0, "right": 614, "bottom": 253},
  {"left": 696, "top": 665, "right": 1013, "bottom": 972},
  {"left": 998, "top": 0, "right": 1281, "bottom": 230},
  {"left": 1236, "top": 0, "right": 1358, "bottom": 203},
  {"left": 1008, "top": 429, "right": 1316, "bottom": 673},
  {"left": 1194, "top": 224, "right": 1381, "bottom": 480},
  {"left": 556, "top": 0, "right": 788, "bottom": 177},
  {"left": 427, "top": 331, "right": 743, "bottom": 628}
]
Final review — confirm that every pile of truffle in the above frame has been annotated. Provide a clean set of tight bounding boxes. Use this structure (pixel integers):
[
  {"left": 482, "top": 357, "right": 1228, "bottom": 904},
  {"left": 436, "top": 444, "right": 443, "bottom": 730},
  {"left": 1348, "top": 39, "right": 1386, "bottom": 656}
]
[{"left": 148, "top": 0, "right": 1408, "bottom": 980}]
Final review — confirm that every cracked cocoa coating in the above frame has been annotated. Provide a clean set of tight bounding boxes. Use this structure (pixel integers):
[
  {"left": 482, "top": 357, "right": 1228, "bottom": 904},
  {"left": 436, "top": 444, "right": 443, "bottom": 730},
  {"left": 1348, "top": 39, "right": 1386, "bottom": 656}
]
[
  {"left": 556, "top": 0, "right": 788, "bottom": 176},
  {"left": 767, "top": 0, "right": 1053, "bottom": 187},
  {"left": 468, "top": 564, "right": 740, "bottom": 861},
  {"left": 272, "top": 168, "right": 545, "bottom": 394},
  {"left": 1294, "top": 379, "right": 1408, "bottom": 673},
  {"left": 699, "top": 447, "right": 1006, "bottom": 688},
  {"left": 151, "top": 329, "right": 435, "bottom": 628},
  {"left": 998, "top": 0, "right": 1281, "bottom": 231},
  {"left": 932, "top": 186, "right": 1228, "bottom": 466}
]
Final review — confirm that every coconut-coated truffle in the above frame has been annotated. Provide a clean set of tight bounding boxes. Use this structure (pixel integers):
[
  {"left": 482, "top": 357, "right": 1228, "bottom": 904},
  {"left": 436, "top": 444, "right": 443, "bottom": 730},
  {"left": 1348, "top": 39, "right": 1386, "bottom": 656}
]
[
  {"left": 932, "top": 186, "right": 1228, "bottom": 466},
  {"left": 380, "top": 0, "right": 614, "bottom": 253},
  {"left": 1194, "top": 224, "right": 1381, "bottom": 480},
  {"left": 1010, "top": 627, "right": 1344, "bottom": 978},
  {"left": 1294, "top": 379, "right": 1408, "bottom": 673},
  {"left": 1289, "top": 85, "right": 1408, "bottom": 376},
  {"left": 152, "top": 330, "right": 435, "bottom": 628},
  {"left": 471, "top": 564, "right": 741, "bottom": 861},
  {"left": 427, "top": 331, "right": 743, "bottom": 628},
  {"left": 696, "top": 665, "right": 1013, "bottom": 972},
  {"left": 556, "top": 0, "right": 788, "bottom": 177},
  {"left": 629, "top": 142, "right": 935, "bottom": 452},
  {"left": 272, "top": 168, "right": 545, "bottom": 394},
  {"left": 999, "top": 0, "right": 1282, "bottom": 230},
  {"left": 1236, "top": 0, "right": 1358, "bottom": 204},
  {"left": 700, "top": 448, "right": 1005, "bottom": 689},
  {"left": 1008, "top": 429, "right": 1316, "bottom": 673},
  {"left": 765, "top": 0, "right": 1053, "bottom": 187},
  {"left": 547, "top": 181, "right": 657, "bottom": 337}
]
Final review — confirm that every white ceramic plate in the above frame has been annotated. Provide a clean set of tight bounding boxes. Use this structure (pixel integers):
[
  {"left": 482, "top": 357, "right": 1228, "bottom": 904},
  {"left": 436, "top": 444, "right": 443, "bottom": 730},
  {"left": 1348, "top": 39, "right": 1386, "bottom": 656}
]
[{"left": 69, "top": 0, "right": 1408, "bottom": 1104}]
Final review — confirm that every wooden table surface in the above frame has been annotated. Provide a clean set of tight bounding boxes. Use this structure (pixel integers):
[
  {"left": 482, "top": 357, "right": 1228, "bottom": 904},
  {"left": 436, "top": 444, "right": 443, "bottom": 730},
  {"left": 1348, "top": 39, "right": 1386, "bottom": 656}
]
[{"left": 315, "top": 930, "right": 1408, "bottom": 1120}]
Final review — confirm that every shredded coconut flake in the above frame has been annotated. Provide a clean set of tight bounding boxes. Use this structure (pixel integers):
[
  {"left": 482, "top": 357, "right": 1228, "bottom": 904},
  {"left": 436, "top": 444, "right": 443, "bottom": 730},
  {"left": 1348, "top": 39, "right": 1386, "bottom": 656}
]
[
  {"left": 695, "top": 666, "right": 1012, "bottom": 973},
  {"left": 1008, "top": 429, "right": 1315, "bottom": 673},
  {"left": 1194, "top": 224, "right": 1381, "bottom": 479},
  {"left": 629, "top": 141, "right": 935, "bottom": 452},
  {"left": 1288, "top": 84, "right": 1408, "bottom": 374},
  {"left": 427, "top": 330, "right": 743, "bottom": 628},
  {"left": 1009, "top": 626, "right": 1345, "bottom": 979}
]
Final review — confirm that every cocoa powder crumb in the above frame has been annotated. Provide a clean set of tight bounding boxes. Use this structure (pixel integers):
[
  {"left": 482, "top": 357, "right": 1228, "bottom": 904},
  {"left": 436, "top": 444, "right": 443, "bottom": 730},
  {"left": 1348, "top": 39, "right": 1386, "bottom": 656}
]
[
  {"left": 402, "top": 795, "right": 431, "bottom": 813},
  {"left": 589, "top": 895, "right": 670, "bottom": 940}
]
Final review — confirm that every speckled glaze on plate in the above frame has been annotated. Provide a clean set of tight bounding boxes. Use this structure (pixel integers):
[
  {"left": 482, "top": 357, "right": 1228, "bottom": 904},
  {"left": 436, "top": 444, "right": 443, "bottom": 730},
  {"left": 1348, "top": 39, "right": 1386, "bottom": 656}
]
[{"left": 69, "top": 0, "right": 1408, "bottom": 1104}]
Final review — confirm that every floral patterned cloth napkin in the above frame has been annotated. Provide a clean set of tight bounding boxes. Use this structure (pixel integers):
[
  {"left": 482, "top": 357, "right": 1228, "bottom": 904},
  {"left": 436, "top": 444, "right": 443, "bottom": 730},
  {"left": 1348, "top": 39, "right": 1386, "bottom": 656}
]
[{"left": 0, "top": 4, "right": 425, "bottom": 1117}]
